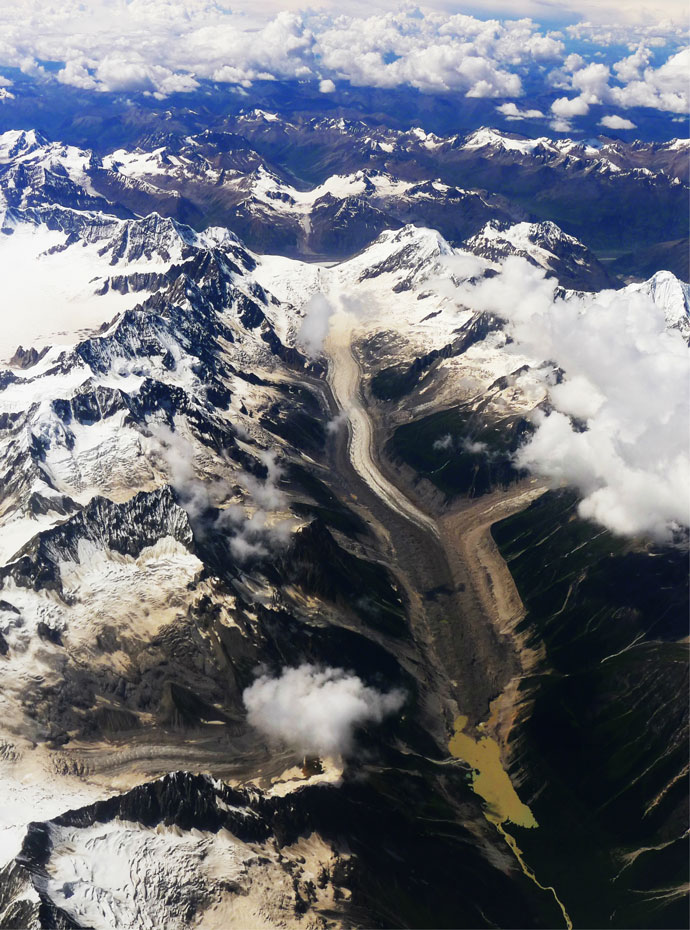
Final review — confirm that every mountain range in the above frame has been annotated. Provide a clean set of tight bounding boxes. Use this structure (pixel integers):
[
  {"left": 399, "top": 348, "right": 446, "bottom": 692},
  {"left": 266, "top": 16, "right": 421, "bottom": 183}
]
[{"left": 0, "top": 108, "right": 687, "bottom": 930}]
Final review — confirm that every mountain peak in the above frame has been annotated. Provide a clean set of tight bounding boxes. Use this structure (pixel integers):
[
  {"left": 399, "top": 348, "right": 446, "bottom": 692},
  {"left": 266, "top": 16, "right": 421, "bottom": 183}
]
[{"left": 0, "top": 128, "right": 49, "bottom": 162}]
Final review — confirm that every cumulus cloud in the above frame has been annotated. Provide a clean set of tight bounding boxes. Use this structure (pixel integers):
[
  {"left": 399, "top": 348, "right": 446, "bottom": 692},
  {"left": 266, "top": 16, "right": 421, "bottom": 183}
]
[
  {"left": 56, "top": 59, "right": 98, "bottom": 90},
  {"left": 599, "top": 113, "right": 637, "bottom": 129},
  {"left": 432, "top": 432, "right": 487, "bottom": 454},
  {"left": 571, "top": 61, "right": 611, "bottom": 103},
  {"left": 220, "top": 506, "right": 295, "bottom": 561},
  {"left": 563, "top": 52, "right": 586, "bottom": 72},
  {"left": 550, "top": 94, "right": 590, "bottom": 117},
  {"left": 552, "top": 43, "right": 689, "bottom": 117},
  {"left": 566, "top": 19, "right": 685, "bottom": 46},
  {"left": 613, "top": 44, "right": 653, "bottom": 82},
  {"left": 238, "top": 449, "right": 286, "bottom": 510},
  {"left": 0, "top": 3, "right": 564, "bottom": 101},
  {"left": 496, "top": 101, "right": 545, "bottom": 119},
  {"left": 467, "top": 0, "right": 686, "bottom": 25},
  {"left": 456, "top": 257, "right": 690, "bottom": 540},
  {"left": 433, "top": 433, "right": 453, "bottom": 451},
  {"left": 609, "top": 46, "right": 689, "bottom": 112},
  {"left": 152, "top": 425, "right": 227, "bottom": 527},
  {"left": 0, "top": 0, "right": 684, "bottom": 116},
  {"left": 306, "top": 11, "right": 540, "bottom": 96},
  {"left": 243, "top": 663, "right": 405, "bottom": 756},
  {"left": 462, "top": 438, "right": 489, "bottom": 454},
  {"left": 440, "top": 251, "right": 487, "bottom": 283},
  {"left": 326, "top": 409, "right": 349, "bottom": 433}
]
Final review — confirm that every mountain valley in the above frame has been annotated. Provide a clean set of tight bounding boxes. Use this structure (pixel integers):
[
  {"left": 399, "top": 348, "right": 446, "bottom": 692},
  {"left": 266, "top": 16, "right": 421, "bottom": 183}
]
[{"left": 0, "top": 105, "right": 687, "bottom": 930}]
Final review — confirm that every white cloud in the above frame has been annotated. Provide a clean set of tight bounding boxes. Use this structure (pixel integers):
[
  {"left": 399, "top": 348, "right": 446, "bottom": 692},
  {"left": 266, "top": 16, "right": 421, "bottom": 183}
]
[
  {"left": 153, "top": 428, "right": 295, "bottom": 561},
  {"left": 0, "top": 3, "right": 562, "bottom": 100},
  {"left": 613, "top": 44, "right": 653, "bottom": 82},
  {"left": 433, "top": 433, "right": 453, "bottom": 450},
  {"left": 57, "top": 59, "right": 98, "bottom": 90},
  {"left": 599, "top": 113, "right": 637, "bottom": 129},
  {"left": 297, "top": 292, "right": 336, "bottom": 356},
  {"left": 151, "top": 425, "right": 228, "bottom": 520},
  {"left": 95, "top": 57, "right": 156, "bottom": 93},
  {"left": 238, "top": 449, "right": 286, "bottom": 511},
  {"left": 221, "top": 449, "right": 297, "bottom": 561},
  {"left": 551, "top": 94, "right": 590, "bottom": 117},
  {"left": 0, "top": 2, "right": 684, "bottom": 115},
  {"left": 563, "top": 52, "right": 586, "bottom": 72},
  {"left": 456, "top": 257, "right": 690, "bottom": 540},
  {"left": 566, "top": 17, "right": 685, "bottom": 44},
  {"left": 462, "top": 438, "right": 488, "bottom": 454},
  {"left": 312, "top": 12, "right": 542, "bottom": 96},
  {"left": 243, "top": 663, "right": 405, "bottom": 757},
  {"left": 95, "top": 57, "right": 199, "bottom": 94},
  {"left": 326, "top": 409, "right": 349, "bottom": 433},
  {"left": 496, "top": 101, "right": 544, "bottom": 119},
  {"left": 571, "top": 61, "right": 611, "bottom": 103},
  {"left": 609, "top": 46, "right": 689, "bottom": 112},
  {"left": 550, "top": 44, "right": 689, "bottom": 115}
]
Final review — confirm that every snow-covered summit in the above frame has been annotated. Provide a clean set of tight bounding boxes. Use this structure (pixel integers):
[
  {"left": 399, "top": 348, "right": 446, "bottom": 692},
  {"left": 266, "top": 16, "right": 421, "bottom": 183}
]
[
  {"left": 626, "top": 270, "right": 690, "bottom": 341},
  {"left": 0, "top": 128, "right": 49, "bottom": 161},
  {"left": 463, "top": 127, "right": 560, "bottom": 155},
  {"left": 465, "top": 219, "right": 616, "bottom": 290},
  {"left": 460, "top": 127, "right": 687, "bottom": 183}
]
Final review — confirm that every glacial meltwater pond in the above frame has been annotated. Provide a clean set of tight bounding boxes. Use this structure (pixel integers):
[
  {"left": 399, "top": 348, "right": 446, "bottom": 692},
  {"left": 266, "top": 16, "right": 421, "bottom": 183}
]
[
  {"left": 449, "top": 715, "right": 573, "bottom": 929},
  {"left": 449, "top": 715, "right": 537, "bottom": 828}
]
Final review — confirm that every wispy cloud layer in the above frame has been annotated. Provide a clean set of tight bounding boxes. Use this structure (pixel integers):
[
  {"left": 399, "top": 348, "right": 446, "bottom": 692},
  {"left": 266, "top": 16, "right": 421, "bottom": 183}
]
[{"left": 153, "top": 427, "right": 296, "bottom": 562}]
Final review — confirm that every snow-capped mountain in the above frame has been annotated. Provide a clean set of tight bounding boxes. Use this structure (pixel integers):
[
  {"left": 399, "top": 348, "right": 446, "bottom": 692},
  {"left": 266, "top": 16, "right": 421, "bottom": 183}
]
[
  {"left": 3, "top": 123, "right": 686, "bottom": 275},
  {"left": 460, "top": 127, "right": 690, "bottom": 182},
  {"left": 99, "top": 141, "right": 525, "bottom": 259},
  {"left": 234, "top": 114, "right": 690, "bottom": 185},
  {"left": 626, "top": 268, "right": 690, "bottom": 340},
  {"left": 226, "top": 115, "right": 689, "bottom": 260},
  {"left": 9, "top": 772, "right": 354, "bottom": 929},
  {"left": 465, "top": 219, "right": 617, "bottom": 290},
  {"left": 0, "top": 130, "right": 124, "bottom": 216},
  {"left": 0, "top": 113, "right": 687, "bottom": 930}
]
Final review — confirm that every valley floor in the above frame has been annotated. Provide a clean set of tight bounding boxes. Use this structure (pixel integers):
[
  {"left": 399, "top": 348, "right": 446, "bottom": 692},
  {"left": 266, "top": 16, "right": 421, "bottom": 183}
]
[{"left": 322, "top": 310, "right": 579, "bottom": 926}]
